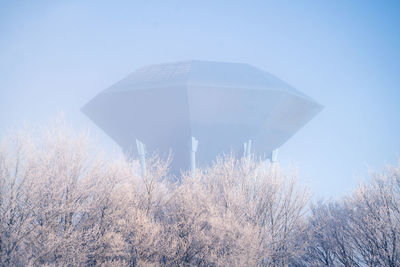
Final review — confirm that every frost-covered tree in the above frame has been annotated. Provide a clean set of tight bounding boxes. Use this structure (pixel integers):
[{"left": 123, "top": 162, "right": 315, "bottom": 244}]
[
  {"left": 0, "top": 122, "right": 312, "bottom": 266},
  {"left": 300, "top": 161, "right": 400, "bottom": 267},
  {"left": 346, "top": 165, "right": 400, "bottom": 267}
]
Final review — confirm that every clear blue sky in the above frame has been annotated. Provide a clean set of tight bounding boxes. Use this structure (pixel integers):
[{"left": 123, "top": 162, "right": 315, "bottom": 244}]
[{"left": 1, "top": 0, "right": 399, "bottom": 199}]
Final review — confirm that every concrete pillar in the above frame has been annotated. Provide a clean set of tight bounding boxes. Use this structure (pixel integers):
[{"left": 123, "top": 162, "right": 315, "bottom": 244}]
[
  {"left": 191, "top": 136, "right": 199, "bottom": 177},
  {"left": 136, "top": 139, "right": 146, "bottom": 176}
]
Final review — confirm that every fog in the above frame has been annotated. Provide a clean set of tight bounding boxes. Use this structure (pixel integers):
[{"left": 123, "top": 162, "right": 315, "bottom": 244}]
[{"left": 1, "top": 0, "right": 400, "bottom": 198}]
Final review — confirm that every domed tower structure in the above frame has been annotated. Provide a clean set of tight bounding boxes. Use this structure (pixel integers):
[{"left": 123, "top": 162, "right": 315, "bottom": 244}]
[{"left": 82, "top": 60, "right": 322, "bottom": 175}]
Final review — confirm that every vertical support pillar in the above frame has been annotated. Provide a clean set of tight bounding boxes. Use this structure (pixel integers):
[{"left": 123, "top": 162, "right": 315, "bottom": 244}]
[
  {"left": 271, "top": 149, "right": 278, "bottom": 163},
  {"left": 191, "top": 136, "right": 198, "bottom": 177},
  {"left": 243, "top": 139, "right": 252, "bottom": 164},
  {"left": 136, "top": 139, "right": 146, "bottom": 176}
]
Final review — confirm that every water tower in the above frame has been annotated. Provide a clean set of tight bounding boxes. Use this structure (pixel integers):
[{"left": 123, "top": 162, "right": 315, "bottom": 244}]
[{"left": 82, "top": 60, "right": 322, "bottom": 174}]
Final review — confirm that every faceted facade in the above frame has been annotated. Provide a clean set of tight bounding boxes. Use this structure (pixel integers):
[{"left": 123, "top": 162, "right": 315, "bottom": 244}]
[{"left": 82, "top": 60, "right": 323, "bottom": 173}]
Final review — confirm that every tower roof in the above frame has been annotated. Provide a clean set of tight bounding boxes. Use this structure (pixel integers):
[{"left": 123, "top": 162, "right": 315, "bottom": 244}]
[{"left": 104, "top": 60, "right": 314, "bottom": 101}]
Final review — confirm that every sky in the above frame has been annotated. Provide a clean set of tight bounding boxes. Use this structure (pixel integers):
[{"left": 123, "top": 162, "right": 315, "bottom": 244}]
[{"left": 1, "top": 0, "right": 399, "bottom": 199}]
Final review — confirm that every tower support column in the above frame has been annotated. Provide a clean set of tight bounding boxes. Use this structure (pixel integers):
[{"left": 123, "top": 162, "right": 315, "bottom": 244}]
[
  {"left": 191, "top": 136, "right": 199, "bottom": 177},
  {"left": 243, "top": 139, "right": 252, "bottom": 164},
  {"left": 136, "top": 139, "right": 146, "bottom": 176}
]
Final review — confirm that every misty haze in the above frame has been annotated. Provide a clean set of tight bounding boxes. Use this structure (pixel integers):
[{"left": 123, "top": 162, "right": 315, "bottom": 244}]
[{"left": 1, "top": 1, "right": 400, "bottom": 266}]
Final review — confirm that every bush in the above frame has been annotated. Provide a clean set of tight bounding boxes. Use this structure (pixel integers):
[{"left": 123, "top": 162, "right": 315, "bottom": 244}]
[
  {"left": 0, "top": 124, "right": 309, "bottom": 266},
  {"left": 300, "top": 163, "right": 400, "bottom": 267},
  {"left": 4, "top": 123, "right": 398, "bottom": 266}
]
